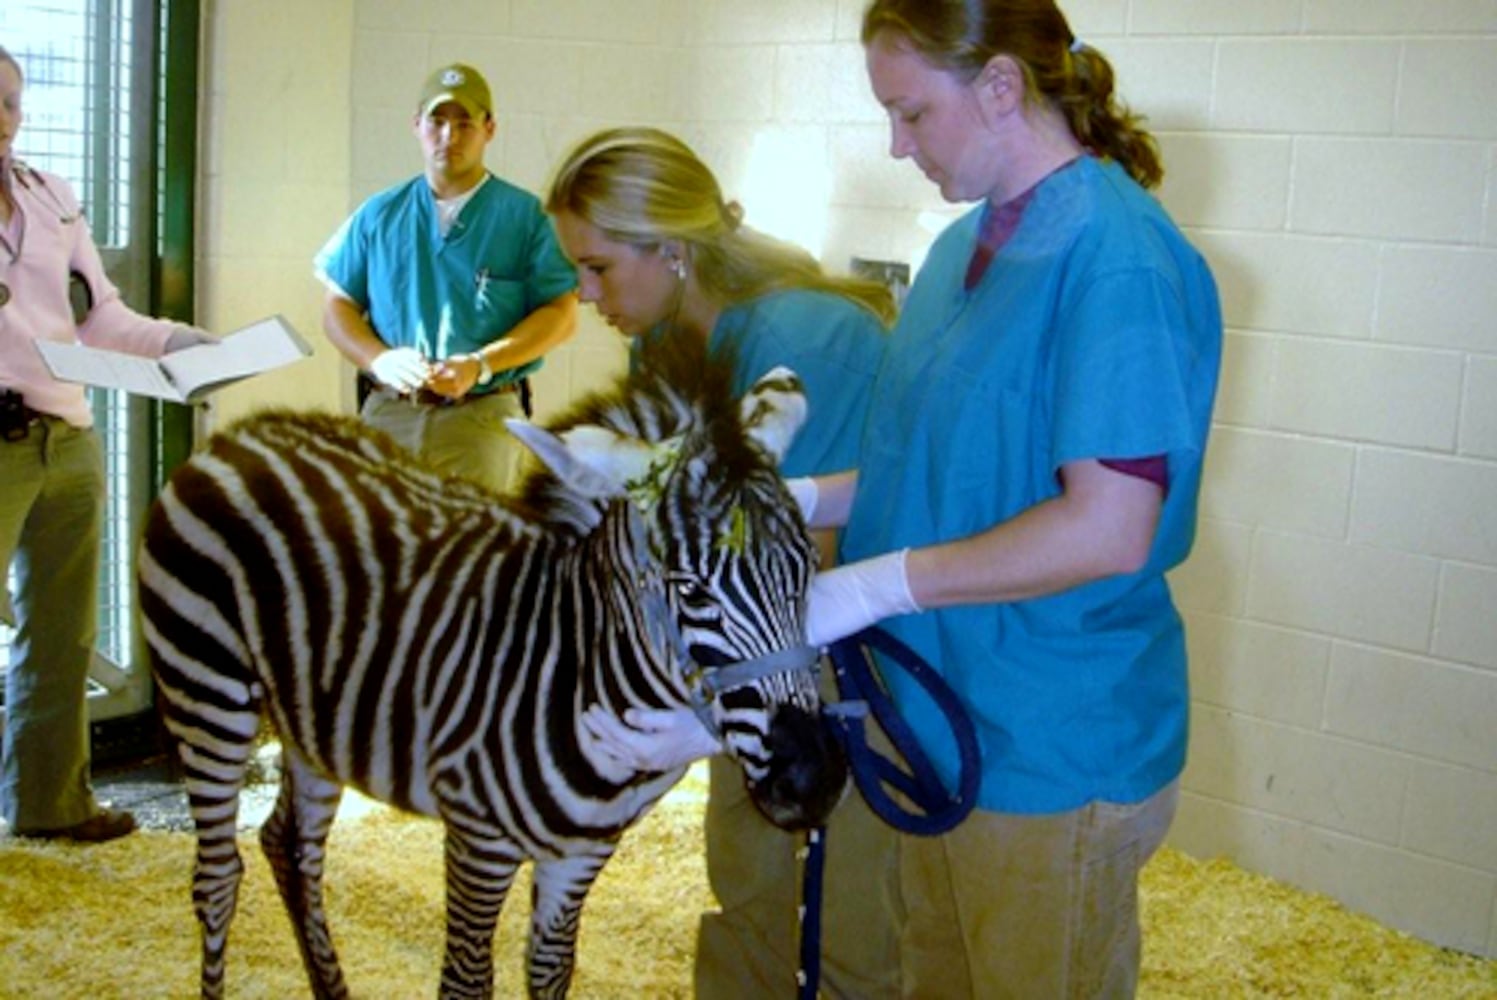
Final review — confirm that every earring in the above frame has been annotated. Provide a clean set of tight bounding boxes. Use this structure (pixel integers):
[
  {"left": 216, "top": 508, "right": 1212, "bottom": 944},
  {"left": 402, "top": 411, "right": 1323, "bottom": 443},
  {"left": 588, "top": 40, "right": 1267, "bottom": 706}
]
[{"left": 668, "top": 257, "right": 686, "bottom": 281}]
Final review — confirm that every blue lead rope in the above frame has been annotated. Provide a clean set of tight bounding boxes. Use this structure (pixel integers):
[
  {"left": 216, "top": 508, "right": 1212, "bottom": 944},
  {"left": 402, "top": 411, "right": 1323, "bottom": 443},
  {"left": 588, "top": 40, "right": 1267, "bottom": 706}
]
[{"left": 796, "top": 626, "right": 982, "bottom": 999}]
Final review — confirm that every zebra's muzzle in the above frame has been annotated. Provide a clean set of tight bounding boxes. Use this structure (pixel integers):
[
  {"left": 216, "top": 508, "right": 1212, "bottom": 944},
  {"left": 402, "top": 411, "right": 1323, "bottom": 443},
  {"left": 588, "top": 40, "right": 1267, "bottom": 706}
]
[
  {"left": 746, "top": 702, "right": 850, "bottom": 831},
  {"left": 686, "top": 645, "right": 848, "bottom": 830}
]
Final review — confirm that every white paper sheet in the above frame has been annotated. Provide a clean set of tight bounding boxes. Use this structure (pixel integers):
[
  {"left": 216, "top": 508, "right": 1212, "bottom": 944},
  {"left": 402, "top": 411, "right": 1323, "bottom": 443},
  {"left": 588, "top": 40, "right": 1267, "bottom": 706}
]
[{"left": 35, "top": 315, "right": 312, "bottom": 403}]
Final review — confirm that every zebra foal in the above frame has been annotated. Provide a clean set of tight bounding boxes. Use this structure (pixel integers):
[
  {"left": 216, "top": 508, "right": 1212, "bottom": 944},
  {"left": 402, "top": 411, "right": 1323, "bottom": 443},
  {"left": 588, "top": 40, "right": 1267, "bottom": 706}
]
[{"left": 138, "top": 341, "right": 846, "bottom": 998}]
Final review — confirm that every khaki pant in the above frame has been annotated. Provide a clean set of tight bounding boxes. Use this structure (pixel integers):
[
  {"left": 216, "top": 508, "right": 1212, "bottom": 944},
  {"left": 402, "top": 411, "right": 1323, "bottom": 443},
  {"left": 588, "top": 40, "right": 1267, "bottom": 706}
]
[
  {"left": 0, "top": 419, "right": 105, "bottom": 830},
  {"left": 696, "top": 738, "right": 903, "bottom": 998},
  {"left": 362, "top": 387, "right": 526, "bottom": 493},
  {"left": 899, "top": 780, "right": 1179, "bottom": 999}
]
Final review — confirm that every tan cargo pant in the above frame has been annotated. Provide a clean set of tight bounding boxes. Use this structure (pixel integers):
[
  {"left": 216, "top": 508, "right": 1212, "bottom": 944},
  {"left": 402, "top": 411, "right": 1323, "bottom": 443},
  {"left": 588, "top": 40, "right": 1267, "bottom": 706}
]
[
  {"left": 695, "top": 740, "right": 903, "bottom": 998},
  {"left": 899, "top": 780, "right": 1179, "bottom": 999},
  {"left": 362, "top": 386, "right": 526, "bottom": 493},
  {"left": 0, "top": 419, "right": 105, "bottom": 830}
]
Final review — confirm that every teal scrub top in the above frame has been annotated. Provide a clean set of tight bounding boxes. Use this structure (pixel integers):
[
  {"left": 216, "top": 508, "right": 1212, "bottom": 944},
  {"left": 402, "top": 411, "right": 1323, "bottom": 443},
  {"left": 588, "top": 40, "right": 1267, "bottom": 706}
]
[
  {"left": 634, "top": 288, "right": 887, "bottom": 478},
  {"left": 843, "top": 158, "right": 1222, "bottom": 814},
  {"left": 315, "top": 174, "right": 578, "bottom": 390}
]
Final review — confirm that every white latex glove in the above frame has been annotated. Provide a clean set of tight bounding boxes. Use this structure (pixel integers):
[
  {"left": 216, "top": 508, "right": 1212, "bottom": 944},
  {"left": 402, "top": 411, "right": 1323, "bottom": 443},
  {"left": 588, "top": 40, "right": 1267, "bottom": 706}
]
[
  {"left": 805, "top": 548, "right": 921, "bottom": 648},
  {"left": 369, "top": 347, "right": 432, "bottom": 393},
  {"left": 163, "top": 327, "right": 215, "bottom": 353},
  {"left": 784, "top": 476, "right": 818, "bottom": 523},
  {"left": 580, "top": 705, "right": 722, "bottom": 774}
]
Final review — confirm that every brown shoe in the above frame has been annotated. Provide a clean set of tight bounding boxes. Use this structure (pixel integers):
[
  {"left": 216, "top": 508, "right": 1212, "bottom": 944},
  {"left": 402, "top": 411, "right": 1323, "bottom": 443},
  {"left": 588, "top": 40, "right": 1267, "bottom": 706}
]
[{"left": 16, "top": 807, "right": 138, "bottom": 843}]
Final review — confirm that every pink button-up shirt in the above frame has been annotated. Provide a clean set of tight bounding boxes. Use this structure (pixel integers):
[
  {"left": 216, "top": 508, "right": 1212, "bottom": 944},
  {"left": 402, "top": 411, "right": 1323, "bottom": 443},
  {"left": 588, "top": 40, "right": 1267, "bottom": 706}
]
[{"left": 0, "top": 156, "right": 181, "bottom": 427}]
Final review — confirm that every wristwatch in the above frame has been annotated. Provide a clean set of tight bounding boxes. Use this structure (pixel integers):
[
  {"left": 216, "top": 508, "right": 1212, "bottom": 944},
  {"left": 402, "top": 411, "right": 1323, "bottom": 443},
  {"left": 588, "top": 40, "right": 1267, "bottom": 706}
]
[{"left": 471, "top": 351, "right": 494, "bottom": 386}]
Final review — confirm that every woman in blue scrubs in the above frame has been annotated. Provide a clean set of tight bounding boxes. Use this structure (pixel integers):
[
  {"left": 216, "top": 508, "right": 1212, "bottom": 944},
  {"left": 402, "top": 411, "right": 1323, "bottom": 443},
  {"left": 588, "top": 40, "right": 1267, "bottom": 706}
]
[
  {"left": 546, "top": 127, "right": 903, "bottom": 999},
  {"left": 789, "top": 2, "right": 1224, "bottom": 995}
]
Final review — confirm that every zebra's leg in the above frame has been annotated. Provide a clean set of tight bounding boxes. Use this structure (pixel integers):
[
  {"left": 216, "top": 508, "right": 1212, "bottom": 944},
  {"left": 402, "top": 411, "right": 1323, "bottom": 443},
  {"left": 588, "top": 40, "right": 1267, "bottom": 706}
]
[
  {"left": 170, "top": 718, "right": 257, "bottom": 1000},
  {"left": 258, "top": 744, "right": 349, "bottom": 1000},
  {"left": 526, "top": 848, "right": 616, "bottom": 1000},
  {"left": 440, "top": 826, "right": 524, "bottom": 999}
]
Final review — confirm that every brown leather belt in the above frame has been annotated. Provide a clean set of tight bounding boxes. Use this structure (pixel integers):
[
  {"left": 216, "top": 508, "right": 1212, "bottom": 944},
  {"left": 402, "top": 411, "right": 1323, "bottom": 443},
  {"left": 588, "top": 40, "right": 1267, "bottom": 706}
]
[{"left": 409, "top": 380, "right": 522, "bottom": 408}]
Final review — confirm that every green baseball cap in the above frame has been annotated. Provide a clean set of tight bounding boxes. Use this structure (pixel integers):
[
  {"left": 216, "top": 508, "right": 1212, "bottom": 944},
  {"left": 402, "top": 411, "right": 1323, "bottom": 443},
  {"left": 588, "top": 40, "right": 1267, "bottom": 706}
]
[{"left": 417, "top": 63, "right": 492, "bottom": 119}]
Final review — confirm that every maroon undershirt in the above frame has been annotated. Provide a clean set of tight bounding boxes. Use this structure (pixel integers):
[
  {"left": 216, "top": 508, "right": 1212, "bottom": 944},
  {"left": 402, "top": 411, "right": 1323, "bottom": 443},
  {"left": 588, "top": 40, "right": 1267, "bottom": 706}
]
[{"left": 964, "top": 183, "right": 1169, "bottom": 494}]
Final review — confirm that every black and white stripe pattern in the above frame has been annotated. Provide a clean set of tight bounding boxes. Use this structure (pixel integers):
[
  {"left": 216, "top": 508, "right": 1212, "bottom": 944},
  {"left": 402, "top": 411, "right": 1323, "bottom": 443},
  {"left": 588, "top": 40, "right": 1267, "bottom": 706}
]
[{"left": 139, "top": 341, "right": 844, "bottom": 999}]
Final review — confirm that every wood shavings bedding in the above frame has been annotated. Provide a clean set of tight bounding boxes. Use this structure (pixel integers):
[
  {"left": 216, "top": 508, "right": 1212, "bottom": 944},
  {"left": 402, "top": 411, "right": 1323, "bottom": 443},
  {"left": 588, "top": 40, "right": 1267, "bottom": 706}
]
[{"left": 1, "top": 789, "right": 1492, "bottom": 998}]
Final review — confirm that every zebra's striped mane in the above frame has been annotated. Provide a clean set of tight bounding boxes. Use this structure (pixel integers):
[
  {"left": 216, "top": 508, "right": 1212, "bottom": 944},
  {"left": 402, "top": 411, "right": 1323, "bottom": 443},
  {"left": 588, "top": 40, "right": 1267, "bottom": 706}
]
[{"left": 513, "top": 332, "right": 767, "bottom": 530}]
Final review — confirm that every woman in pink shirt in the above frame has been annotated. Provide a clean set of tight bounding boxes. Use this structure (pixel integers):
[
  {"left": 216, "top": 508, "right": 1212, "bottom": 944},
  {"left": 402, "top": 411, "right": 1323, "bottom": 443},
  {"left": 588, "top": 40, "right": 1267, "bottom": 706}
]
[{"left": 0, "top": 44, "right": 207, "bottom": 842}]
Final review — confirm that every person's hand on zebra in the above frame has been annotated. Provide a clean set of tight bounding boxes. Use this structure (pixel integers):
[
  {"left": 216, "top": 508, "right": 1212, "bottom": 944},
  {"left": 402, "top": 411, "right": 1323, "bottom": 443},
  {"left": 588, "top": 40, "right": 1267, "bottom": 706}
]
[
  {"left": 804, "top": 548, "right": 921, "bottom": 648},
  {"left": 580, "top": 704, "right": 722, "bottom": 775}
]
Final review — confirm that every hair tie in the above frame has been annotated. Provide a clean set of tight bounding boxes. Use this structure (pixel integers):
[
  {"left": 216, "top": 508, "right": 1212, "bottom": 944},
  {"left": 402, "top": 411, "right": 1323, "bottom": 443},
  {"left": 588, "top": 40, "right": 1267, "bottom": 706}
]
[{"left": 1069, "top": 38, "right": 1085, "bottom": 54}]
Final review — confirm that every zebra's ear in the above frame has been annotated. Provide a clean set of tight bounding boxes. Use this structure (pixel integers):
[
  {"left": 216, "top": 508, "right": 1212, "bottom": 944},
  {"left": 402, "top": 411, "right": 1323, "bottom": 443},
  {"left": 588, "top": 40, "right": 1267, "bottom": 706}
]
[
  {"left": 506, "top": 419, "right": 659, "bottom": 499},
  {"left": 739, "top": 366, "right": 807, "bottom": 463}
]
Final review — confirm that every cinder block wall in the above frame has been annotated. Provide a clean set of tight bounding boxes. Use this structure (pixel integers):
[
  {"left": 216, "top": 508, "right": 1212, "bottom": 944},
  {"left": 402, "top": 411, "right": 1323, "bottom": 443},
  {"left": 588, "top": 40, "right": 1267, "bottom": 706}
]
[
  {"left": 201, "top": 0, "right": 1497, "bottom": 958},
  {"left": 196, "top": 0, "right": 357, "bottom": 423}
]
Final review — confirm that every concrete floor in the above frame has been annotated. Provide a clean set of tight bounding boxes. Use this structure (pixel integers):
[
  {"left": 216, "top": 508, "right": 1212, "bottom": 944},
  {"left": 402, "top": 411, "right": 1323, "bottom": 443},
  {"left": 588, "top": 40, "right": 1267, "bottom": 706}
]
[{"left": 95, "top": 753, "right": 280, "bottom": 831}]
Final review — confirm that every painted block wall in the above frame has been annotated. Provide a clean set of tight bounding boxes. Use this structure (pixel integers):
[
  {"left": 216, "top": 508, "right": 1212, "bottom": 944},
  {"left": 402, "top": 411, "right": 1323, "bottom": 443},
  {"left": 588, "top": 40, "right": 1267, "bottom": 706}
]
[
  {"left": 197, "top": 0, "right": 358, "bottom": 425},
  {"left": 201, "top": 0, "right": 1497, "bottom": 959}
]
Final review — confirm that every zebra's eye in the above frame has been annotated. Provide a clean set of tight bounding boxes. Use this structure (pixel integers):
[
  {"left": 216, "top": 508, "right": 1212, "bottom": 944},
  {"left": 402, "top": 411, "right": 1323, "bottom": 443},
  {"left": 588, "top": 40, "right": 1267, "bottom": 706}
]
[{"left": 666, "top": 573, "right": 709, "bottom": 604}]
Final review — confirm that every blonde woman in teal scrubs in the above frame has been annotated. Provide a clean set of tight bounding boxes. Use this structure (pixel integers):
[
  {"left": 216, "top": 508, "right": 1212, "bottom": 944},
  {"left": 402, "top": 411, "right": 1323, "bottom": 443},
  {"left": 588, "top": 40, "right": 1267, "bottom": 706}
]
[{"left": 548, "top": 127, "right": 904, "bottom": 999}]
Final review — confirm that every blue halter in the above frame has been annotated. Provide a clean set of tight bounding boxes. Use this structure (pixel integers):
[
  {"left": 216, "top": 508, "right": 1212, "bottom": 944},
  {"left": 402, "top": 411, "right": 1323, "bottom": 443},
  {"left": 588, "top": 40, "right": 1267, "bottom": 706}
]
[
  {"left": 795, "top": 626, "right": 982, "bottom": 999},
  {"left": 631, "top": 503, "right": 820, "bottom": 739}
]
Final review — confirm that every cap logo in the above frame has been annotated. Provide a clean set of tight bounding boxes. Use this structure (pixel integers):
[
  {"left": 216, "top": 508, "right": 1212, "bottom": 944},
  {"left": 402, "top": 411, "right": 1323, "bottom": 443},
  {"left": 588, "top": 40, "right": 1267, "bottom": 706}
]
[{"left": 441, "top": 69, "right": 465, "bottom": 87}]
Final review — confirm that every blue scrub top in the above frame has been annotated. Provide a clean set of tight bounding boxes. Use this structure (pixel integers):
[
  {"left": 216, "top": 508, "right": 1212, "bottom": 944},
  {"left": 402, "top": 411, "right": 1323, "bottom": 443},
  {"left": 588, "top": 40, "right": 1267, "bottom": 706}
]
[
  {"left": 844, "top": 157, "right": 1222, "bottom": 813},
  {"left": 634, "top": 288, "right": 887, "bottom": 478},
  {"left": 316, "top": 174, "right": 578, "bottom": 389}
]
